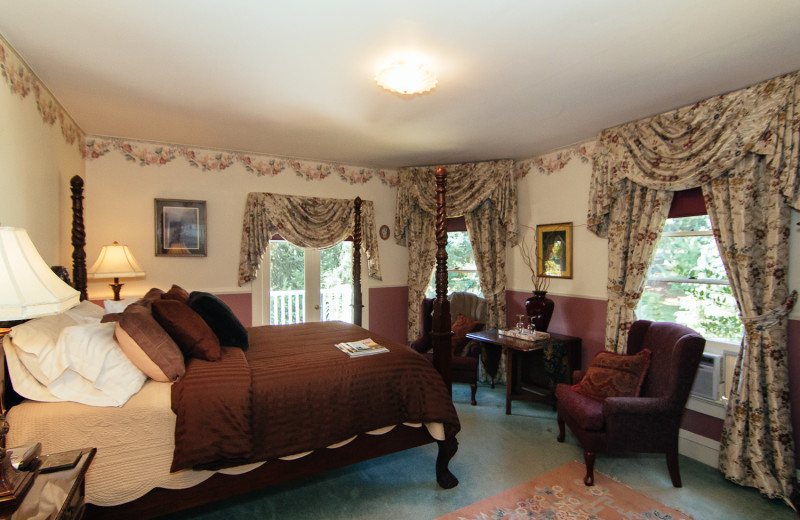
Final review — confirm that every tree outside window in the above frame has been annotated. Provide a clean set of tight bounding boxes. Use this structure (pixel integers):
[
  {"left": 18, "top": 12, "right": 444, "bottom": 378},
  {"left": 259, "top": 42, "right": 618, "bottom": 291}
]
[
  {"left": 425, "top": 231, "right": 482, "bottom": 298},
  {"left": 636, "top": 216, "right": 743, "bottom": 343}
]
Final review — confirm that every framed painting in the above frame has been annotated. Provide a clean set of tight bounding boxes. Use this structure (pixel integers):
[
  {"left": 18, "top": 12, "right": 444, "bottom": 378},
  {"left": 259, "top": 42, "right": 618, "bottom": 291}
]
[
  {"left": 155, "top": 199, "right": 207, "bottom": 257},
  {"left": 536, "top": 222, "right": 572, "bottom": 279}
]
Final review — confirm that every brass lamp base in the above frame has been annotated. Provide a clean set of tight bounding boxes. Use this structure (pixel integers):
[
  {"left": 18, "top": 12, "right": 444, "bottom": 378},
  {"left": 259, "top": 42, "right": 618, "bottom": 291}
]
[{"left": 0, "top": 454, "right": 36, "bottom": 514}]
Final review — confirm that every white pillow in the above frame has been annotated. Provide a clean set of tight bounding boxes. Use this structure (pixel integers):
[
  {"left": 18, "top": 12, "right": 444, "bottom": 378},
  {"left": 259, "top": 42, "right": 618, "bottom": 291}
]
[
  {"left": 47, "top": 322, "right": 147, "bottom": 406},
  {"left": 2, "top": 336, "right": 63, "bottom": 403},
  {"left": 104, "top": 296, "right": 139, "bottom": 314},
  {"left": 9, "top": 300, "right": 104, "bottom": 385}
]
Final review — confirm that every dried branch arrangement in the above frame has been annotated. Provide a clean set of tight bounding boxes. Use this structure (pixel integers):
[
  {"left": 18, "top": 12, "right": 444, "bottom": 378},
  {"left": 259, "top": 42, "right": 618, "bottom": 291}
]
[{"left": 519, "top": 227, "right": 550, "bottom": 293}]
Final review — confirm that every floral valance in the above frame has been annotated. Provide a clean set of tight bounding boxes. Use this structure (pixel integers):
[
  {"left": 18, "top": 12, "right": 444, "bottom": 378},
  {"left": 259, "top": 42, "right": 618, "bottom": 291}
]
[
  {"left": 238, "top": 193, "right": 381, "bottom": 285},
  {"left": 589, "top": 71, "right": 800, "bottom": 237},
  {"left": 394, "top": 160, "right": 518, "bottom": 244}
]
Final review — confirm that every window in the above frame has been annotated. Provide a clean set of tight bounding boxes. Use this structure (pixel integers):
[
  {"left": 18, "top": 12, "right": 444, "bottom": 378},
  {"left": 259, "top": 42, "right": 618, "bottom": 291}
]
[
  {"left": 425, "top": 231, "right": 482, "bottom": 298},
  {"left": 635, "top": 215, "right": 743, "bottom": 344},
  {"left": 268, "top": 240, "right": 353, "bottom": 324}
]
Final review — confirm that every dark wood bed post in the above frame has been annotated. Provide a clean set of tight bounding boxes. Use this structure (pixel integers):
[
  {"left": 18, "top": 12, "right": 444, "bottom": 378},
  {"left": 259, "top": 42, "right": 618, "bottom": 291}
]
[
  {"left": 70, "top": 175, "right": 88, "bottom": 301},
  {"left": 352, "top": 197, "right": 363, "bottom": 326},
  {"left": 431, "top": 166, "right": 452, "bottom": 392},
  {"left": 432, "top": 165, "right": 458, "bottom": 490}
]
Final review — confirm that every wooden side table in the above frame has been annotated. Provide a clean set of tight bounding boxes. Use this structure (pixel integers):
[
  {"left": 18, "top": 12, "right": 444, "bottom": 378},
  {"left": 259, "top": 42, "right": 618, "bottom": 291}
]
[
  {"left": 467, "top": 329, "right": 581, "bottom": 414},
  {"left": 5, "top": 448, "right": 96, "bottom": 520}
]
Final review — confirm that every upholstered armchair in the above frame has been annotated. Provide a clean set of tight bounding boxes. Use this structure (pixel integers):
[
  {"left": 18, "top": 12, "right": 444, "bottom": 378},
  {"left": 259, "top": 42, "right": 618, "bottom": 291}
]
[
  {"left": 410, "top": 292, "right": 487, "bottom": 405},
  {"left": 555, "top": 320, "right": 705, "bottom": 487}
]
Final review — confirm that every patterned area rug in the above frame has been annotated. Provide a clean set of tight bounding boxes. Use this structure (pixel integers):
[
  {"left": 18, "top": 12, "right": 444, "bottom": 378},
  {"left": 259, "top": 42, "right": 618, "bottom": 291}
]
[{"left": 436, "top": 461, "right": 693, "bottom": 520}]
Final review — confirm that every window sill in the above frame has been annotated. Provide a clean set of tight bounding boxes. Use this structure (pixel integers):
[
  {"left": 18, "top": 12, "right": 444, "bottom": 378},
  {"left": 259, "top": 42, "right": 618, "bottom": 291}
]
[{"left": 686, "top": 395, "right": 727, "bottom": 419}]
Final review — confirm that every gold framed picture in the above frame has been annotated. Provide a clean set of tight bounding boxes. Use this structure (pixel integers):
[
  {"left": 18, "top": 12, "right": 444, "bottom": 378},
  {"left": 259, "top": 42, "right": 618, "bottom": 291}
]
[{"left": 537, "top": 222, "right": 572, "bottom": 279}]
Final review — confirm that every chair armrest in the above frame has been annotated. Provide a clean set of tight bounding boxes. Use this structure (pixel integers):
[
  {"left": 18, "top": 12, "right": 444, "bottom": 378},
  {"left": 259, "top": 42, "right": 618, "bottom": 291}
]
[{"left": 410, "top": 335, "right": 431, "bottom": 354}]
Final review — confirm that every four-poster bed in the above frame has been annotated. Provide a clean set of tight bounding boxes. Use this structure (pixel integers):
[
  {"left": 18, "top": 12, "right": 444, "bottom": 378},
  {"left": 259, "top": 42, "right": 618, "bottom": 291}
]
[{"left": 2, "top": 170, "right": 459, "bottom": 519}]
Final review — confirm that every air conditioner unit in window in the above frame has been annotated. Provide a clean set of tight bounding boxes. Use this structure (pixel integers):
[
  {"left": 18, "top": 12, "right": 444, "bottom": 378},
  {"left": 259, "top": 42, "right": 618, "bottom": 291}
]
[{"left": 691, "top": 352, "right": 723, "bottom": 401}]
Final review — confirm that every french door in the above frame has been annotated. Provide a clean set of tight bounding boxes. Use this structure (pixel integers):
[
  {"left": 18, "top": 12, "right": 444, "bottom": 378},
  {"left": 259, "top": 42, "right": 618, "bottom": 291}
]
[{"left": 260, "top": 240, "right": 353, "bottom": 325}]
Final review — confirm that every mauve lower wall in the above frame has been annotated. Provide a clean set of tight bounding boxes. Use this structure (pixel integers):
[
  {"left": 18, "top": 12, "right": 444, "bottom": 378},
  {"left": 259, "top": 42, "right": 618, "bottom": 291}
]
[{"left": 368, "top": 286, "right": 410, "bottom": 345}]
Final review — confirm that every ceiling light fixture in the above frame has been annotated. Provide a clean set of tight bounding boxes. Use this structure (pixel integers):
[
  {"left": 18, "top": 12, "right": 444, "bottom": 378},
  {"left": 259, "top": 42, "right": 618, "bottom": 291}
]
[{"left": 375, "top": 61, "right": 437, "bottom": 95}]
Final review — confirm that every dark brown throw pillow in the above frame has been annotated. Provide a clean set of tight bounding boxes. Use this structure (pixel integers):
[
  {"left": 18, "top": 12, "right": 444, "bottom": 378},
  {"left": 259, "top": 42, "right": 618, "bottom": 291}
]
[
  {"left": 151, "top": 299, "right": 221, "bottom": 361},
  {"left": 187, "top": 291, "right": 249, "bottom": 350},
  {"left": 450, "top": 314, "right": 483, "bottom": 356},
  {"left": 116, "top": 304, "right": 185, "bottom": 382},
  {"left": 572, "top": 349, "right": 652, "bottom": 400},
  {"left": 162, "top": 284, "right": 190, "bottom": 303}
]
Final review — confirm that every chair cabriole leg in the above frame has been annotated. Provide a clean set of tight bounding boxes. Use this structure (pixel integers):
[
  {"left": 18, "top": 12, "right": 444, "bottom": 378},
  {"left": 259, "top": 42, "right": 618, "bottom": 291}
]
[
  {"left": 583, "top": 451, "right": 595, "bottom": 486},
  {"left": 666, "top": 451, "right": 682, "bottom": 487}
]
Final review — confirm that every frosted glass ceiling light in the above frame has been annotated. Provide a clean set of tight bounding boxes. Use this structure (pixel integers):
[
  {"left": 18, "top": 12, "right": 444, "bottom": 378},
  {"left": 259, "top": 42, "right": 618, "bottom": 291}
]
[{"left": 375, "top": 61, "right": 437, "bottom": 95}]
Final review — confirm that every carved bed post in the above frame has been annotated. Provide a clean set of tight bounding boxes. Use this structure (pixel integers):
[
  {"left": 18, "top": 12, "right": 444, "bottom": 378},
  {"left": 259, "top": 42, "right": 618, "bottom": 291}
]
[
  {"left": 352, "top": 197, "right": 363, "bottom": 326},
  {"left": 70, "top": 175, "right": 88, "bottom": 301},
  {"left": 431, "top": 166, "right": 458, "bottom": 490},
  {"left": 431, "top": 166, "right": 452, "bottom": 394}
]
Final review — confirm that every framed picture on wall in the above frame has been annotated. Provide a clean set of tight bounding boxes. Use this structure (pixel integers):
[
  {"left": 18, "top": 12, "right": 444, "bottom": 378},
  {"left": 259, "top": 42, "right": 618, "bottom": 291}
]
[
  {"left": 155, "top": 199, "right": 207, "bottom": 257},
  {"left": 536, "top": 222, "right": 572, "bottom": 279}
]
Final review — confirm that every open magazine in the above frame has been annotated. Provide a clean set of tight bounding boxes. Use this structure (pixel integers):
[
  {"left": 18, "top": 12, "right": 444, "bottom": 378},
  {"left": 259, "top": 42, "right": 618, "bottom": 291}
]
[{"left": 335, "top": 338, "right": 389, "bottom": 358}]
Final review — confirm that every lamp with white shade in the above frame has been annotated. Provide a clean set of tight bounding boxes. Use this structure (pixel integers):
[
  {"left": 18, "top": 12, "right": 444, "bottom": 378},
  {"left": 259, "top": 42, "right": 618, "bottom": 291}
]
[
  {"left": 87, "top": 242, "right": 145, "bottom": 301},
  {"left": 0, "top": 227, "right": 81, "bottom": 510}
]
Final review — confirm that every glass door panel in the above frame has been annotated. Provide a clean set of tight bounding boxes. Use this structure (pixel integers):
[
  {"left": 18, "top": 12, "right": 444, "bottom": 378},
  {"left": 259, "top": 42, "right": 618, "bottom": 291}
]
[
  {"left": 269, "top": 241, "right": 305, "bottom": 324},
  {"left": 320, "top": 242, "right": 353, "bottom": 323}
]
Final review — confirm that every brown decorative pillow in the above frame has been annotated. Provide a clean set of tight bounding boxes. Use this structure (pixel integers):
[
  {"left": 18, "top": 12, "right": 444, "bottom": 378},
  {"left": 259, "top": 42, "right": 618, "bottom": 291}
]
[
  {"left": 450, "top": 314, "right": 483, "bottom": 356},
  {"left": 572, "top": 349, "right": 651, "bottom": 400},
  {"left": 151, "top": 299, "right": 221, "bottom": 361},
  {"left": 116, "top": 304, "right": 185, "bottom": 382},
  {"left": 162, "top": 284, "right": 190, "bottom": 303}
]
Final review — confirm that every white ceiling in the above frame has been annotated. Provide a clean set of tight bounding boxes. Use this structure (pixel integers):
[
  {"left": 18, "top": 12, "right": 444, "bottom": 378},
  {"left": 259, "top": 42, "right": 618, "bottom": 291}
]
[{"left": 2, "top": 1, "right": 800, "bottom": 168}]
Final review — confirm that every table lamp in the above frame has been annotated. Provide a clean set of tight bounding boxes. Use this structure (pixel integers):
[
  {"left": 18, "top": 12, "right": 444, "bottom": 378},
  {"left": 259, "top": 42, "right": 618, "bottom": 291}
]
[
  {"left": 87, "top": 241, "right": 145, "bottom": 300},
  {"left": 0, "top": 227, "right": 81, "bottom": 510}
]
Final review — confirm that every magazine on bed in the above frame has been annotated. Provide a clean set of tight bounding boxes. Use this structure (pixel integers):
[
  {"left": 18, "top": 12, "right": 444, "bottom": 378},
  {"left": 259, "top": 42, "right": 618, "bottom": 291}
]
[{"left": 335, "top": 338, "right": 389, "bottom": 357}]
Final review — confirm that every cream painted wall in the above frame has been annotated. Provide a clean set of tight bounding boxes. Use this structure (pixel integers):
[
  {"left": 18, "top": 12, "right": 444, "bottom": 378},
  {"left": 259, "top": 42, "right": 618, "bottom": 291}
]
[
  {"left": 83, "top": 147, "right": 406, "bottom": 308},
  {"left": 508, "top": 151, "right": 608, "bottom": 301},
  {"left": 0, "top": 53, "right": 84, "bottom": 266}
]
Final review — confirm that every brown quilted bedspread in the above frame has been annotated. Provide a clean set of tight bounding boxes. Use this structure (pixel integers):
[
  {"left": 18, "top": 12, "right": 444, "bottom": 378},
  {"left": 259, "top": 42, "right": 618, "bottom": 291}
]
[{"left": 171, "top": 321, "right": 460, "bottom": 471}]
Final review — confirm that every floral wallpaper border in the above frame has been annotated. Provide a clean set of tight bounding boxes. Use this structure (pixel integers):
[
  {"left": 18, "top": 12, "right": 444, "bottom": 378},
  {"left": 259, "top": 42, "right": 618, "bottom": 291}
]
[
  {"left": 84, "top": 136, "right": 400, "bottom": 186},
  {"left": 0, "top": 36, "right": 84, "bottom": 150},
  {"left": 515, "top": 141, "right": 595, "bottom": 179}
]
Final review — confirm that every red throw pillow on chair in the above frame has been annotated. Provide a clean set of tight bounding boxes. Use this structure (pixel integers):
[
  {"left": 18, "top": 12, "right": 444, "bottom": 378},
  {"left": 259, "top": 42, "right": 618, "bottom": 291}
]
[
  {"left": 572, "top": 349, "right": 651, "bottom": 400},
  {"left": 451, "top": 314, "right": 483, "bottom": 356}
]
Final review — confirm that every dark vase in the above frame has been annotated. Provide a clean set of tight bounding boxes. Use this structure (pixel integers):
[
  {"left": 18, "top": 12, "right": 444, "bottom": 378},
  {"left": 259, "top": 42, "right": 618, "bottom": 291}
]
[{"left": 525, "top": 291, "right": 555, "bottom": 332}]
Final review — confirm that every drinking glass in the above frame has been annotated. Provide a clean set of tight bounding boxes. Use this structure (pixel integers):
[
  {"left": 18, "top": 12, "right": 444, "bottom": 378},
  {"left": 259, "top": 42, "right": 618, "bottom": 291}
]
[{"left": 516, "top": 314, "right": 526, "bottom": 334}]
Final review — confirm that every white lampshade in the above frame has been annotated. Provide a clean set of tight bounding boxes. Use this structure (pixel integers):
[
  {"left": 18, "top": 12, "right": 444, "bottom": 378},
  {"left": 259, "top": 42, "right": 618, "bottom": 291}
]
[
  {"left": 0, "top": 227, "right": 80, "bottom": 321},
  {"left": 88, "top": 242, "right": 145, "bottom": 279}
]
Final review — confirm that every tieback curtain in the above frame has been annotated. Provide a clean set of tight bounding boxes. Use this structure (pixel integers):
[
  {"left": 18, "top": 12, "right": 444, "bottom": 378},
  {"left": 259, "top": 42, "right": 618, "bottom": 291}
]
[
  {"left": 394, "top": 160, "right": 518, "bottom": 344},
  {"left": 587, "top": 70, "right": 800, "bottom": 501},
  {"left": 238, "top": 192, "right": 381, "bottom": 285}
]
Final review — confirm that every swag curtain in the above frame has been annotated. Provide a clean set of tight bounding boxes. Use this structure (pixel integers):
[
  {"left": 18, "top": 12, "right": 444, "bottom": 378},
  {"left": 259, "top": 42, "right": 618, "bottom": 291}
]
[
  {"left": 588, "top": 71, "right": 800, "bottom": 499},
  {"left": 238, "top": 193, "right": 381, "bottom": 285},
  {"left": 395, "top": 160, "right": 518, "bottom": 342}
]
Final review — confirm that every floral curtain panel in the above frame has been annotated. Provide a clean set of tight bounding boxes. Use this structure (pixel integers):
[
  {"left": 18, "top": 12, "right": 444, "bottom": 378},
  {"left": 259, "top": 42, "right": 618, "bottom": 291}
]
[
  {"left": 395, "top": 160, "right": 518, "bottom": 342},
  {"left": 238, "top": 192, "right": 381, "bottom": 285},
  {"left": 587, "top": 71, "right": 800, "bottom": 500},
  {"left": 704, "top": 155, "right": 796, "bottom": 499}
]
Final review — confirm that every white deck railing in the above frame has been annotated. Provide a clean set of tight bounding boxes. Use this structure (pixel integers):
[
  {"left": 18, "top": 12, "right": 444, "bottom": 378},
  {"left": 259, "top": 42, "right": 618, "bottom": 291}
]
[{"left": 270, "top": 287, "right": 353, "bottom": 325}]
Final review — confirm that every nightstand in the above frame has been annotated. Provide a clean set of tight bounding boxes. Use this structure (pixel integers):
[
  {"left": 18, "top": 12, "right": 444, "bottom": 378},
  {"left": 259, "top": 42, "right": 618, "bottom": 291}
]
[{"left": 4, "top": 447, "right": 96, "bottom": 520}]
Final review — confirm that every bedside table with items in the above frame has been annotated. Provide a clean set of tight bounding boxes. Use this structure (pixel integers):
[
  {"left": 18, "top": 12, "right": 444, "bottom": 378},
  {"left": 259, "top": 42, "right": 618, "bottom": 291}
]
[{"left": 2, "top": 447, "right": 96, "bottom": 520}]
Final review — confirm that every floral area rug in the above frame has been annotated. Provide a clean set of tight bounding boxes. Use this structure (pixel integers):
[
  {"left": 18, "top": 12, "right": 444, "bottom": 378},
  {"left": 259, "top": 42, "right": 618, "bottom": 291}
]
[{"left": 435, "top": 461, "right": 693, "bottom": 520}]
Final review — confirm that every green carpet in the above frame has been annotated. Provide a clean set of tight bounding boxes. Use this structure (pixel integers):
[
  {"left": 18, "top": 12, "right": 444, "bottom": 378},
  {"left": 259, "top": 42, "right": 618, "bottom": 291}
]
[{"left": 161, "top": 383, "right": 795, "bottom": 520}]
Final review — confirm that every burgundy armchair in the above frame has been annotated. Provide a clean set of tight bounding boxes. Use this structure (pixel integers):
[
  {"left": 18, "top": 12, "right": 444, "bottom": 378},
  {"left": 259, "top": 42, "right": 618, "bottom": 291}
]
[
  {"left": 410, "top": 292, "right": 487, "bottom": 405},
  {"left": 555, "top": 320, "right": 705, "bottom": 487}
]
